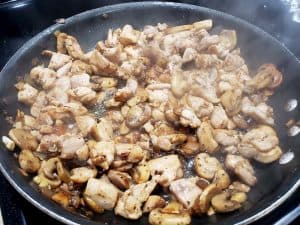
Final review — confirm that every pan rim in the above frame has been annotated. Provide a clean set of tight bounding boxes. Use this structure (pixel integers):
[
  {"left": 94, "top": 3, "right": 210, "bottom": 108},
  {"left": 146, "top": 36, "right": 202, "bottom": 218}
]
[{"left": 0, "top": 1, "right": 299, "bottom": 225}]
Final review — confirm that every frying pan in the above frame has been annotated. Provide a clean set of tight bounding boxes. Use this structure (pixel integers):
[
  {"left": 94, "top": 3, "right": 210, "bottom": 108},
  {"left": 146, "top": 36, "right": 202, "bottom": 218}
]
[{"left": 0, "top": 2, "right": 299, "bottom": 225}]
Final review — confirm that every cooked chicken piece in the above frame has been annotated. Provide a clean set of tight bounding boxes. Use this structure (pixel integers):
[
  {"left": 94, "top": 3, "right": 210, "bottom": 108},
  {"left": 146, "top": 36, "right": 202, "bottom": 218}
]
[
  {"left": 241, "top": 97, "right": 274, "bottom": 125},
  {"left": 55, "top": 76, "right": 71, "bottom": 91},
  {"left": 197, "top": 34, "right": 219, "bottom": 51},
  {"left": 115, "top": 179, "right": 157, "bottom": 219},
  {"left": 171, "top": 70, "right": 188, "bottom": 98},
  {"left": 42, "top": 50, "right": 71, "bottom": 70},
  {"left": 16, "top": 83, "right": 38, "bottom": 105},
  {"left": 253, "top": 146, "right": 282, "bottom": 163},
  {"left": 245, "top": 64, "right": 283, "bottom": 93},
  {"left": 88, "top": 141, "right": 115, "bottom": 170},
  {"left": 164, "top": 20, "right": 212, "bottom": 34},
  {"left": 187, "top": 95, "right": 214, "bottom": 118},
  {"left": 196, "top": 121, "right": 219, "bottom": 153},
  {"left": 125, "top": 104, "right": 151, "bottom": 128},
  {"left": 70, "top": 167, "right": 97, "bottom": 183},
  {"left": 30, "top": 91, "right": 47, "bottom": 117},
  {"left": 75, "top": 115, "right": 96, "bottom": 137},
  {"left": 179, "top": 136, "right": 200, "bottom": 156},
  {"left": 194, "top": 153, "right": 222, "bottom": 180},
  {"left": 211, "top": 106, "right": 229, "bottom": 129},
  {"left": 220, "top": 89, "right": 243, "bottom": 116},
  {"left": 115, "top": 143, "right": 144, "bottom": 163},
  {"left": 84, "top": 175, "right": 120, "bottom": 210},
  {"left": 241, "top": 125, "right": 279, "bottom": 152},
  {"left": 91, "top": 118, "right": 113, "bottom": 141},
  {"left": 117, "top": 57, "right": 149, "bottom": 79},
  {"left": 69, "top": 86, "right": 96, "bottom": 104},
  {"left": 195, "top": 54, "right": 222, "bottom": 69},
  {"left": 47, "top": 87, "right": 69, "bottom": 105},
  {"left": 62, "top": 101, "right": 88, "bottom": 116},
  {"left": 213, "top": 129, "right": 239, "bottom": 146},
  {"left": 18, "top": 149, "right": 41, "bottom": 173},
  {"left": 114, "top": 78, "right": 138, "bottom": 102},
  {"left": 60, "top": 135, "right": 86, "bottom": 159},
  {"left": 225, "top": 154, "right": 257, "bottom": 186},
  {"left": 191, "top": 70, "right": 219, "bottom": 103},
  {"left": 70, "top": 73, "right": 91, "bottom": 88},
  {"left": 56, "top": 62, "right": 72, "bottom": 77},
  {"left": 119, "top": 25, "right": 140, "bottom": 45},
  {"left": 30, "top": 66, "right": 56, "bottom": 90},
  {"left": 70, "top": 60, "right": 93, "bottom": 74},
  {"left": 222, "top": 53, "right": 245, "bottom": 72},
  {"left": 177, "top": 107, "right": 202, "bottom": 128},
  {"left": 182, "top": 47, "right": 197, "bottom": 63},
  {"left": 147, "top": 89, "right": 169, "bottom": 106},
  {"left": 208, "top": 30, "right": 237, "bottom": 57},
  {"left": 169, "top": 177, "right": 202, "bottom": 209},
  {"left": 96, "top": 41, "right": 124, "bottom": 64},
  {"left": 88, "top": 50, "right": 117, "bottom": 75},
  {"left": 148, "top": 155, "right": 183, "bottom": 187},
  {"left": 64, "top": 34, "right": 85, "bottom": 59}
]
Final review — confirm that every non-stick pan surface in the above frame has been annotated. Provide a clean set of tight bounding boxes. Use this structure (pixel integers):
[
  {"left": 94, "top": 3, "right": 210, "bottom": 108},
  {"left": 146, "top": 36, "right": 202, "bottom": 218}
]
[{"left": 0, "top": 2, "right": 299, "bottom": 225}]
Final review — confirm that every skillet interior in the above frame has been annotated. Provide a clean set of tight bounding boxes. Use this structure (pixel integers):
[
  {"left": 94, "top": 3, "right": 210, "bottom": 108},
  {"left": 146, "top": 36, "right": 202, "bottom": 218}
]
[{"left": 0, "top": 2, "right": 299, "bottom": 225}]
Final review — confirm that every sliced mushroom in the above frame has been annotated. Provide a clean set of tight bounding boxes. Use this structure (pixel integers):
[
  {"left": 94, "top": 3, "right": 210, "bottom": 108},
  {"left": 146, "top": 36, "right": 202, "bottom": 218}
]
[
  {"left": 213, "top": 169, "right": 231, "bottom": 190},
  {"left": 179, "top": 136, "right": 200, "bottom": 156},
  {"left": 230, "top": 192, "right": 247, "bottom": 204},
  {"left": 108, "top": 170, "right": 132, "bottom": 190},
  {"left": 229, "top": 181, "right": 250, "bottom": 193},
  {"left": 18, "top": 149, "right": 41, "bottom": 173},
  {"left": 132, "top": 162, "right": 151, "bottom": 184},
  {"left": 196, "top": 122, "right": 219, "bottom": 154},
  {"left": 149, "top": 201, "right": 191, "bottom": 225},
  {"left": 126, "top": 104, "right": 152, "bottom": 128},
  {"left": 194, "top": 183, "right": 221, "bottom": 213},
  {"left": 220, "top": 89, "right": 242, "bottom": 116},
  {"left": 254, "top": 146, "right": 282, "bottom": 163},
  {"left": 8, "top": 128, "right": 38, "bottom": 150},
  {"left": 115, "top": 143, "right": 145, "bottom": 163},
  {"left": 211, "top": 191, "right": 241, "bottom": 213},
  {"left": 40, "top": 157, "right": 70, "bottom": 183},
  {"left": 143, "top": 195, "right": 166, "bottom": 213}
]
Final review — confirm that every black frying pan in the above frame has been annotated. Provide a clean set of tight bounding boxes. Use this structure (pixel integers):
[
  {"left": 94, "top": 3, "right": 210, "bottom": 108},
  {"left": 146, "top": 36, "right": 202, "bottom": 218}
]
[{"left": 0, "top": 2, "right": 299, "bottom": 225}]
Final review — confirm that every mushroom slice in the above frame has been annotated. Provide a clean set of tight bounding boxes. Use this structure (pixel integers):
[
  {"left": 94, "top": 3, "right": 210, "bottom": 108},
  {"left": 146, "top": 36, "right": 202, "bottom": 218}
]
[
  {"left": 194, "top": 153, "right": 222, "bottom": 180},
  {"left": 220, "top": 89, "right": 242, "bottom": 116},
  {"left": 115, "top": 179, "right": 157, "bottom": 219},
  {"left": 254, "top": 146, "right": 282, "bottom": 163},
  {"left": 194, "top": 183, "right": 221, "bottom": 213},
  {"left": 132, "top": 162, "right": 151, "bottom": 184},
  {"left": 149, "top": 204, "right": 191, "bottom": 225},
  {"left": 148, "top": 155, "right": 183, "bottom": 187},
  {"left": 143, "top": 195, "right": 166, "bottom": 213},
  {"left": 225, "top": 154, "right": 257, "bottom": 186},
  {"left": 213, "top": 169, "right": 231, "bottom": 190},
  {"left": 84, "top": 175, "right": 120, "bottom": 210},
  {"left": 169, "top": 177, "right": 202, "bottom": 209},
  {"left": 108, "top": 170, "right": 132, "bottom": 190},
  {"left": 125, "top": 104, "right": 152, "bottom": 128},
  {"left": 196, "top": 122, "right": 219, "bottom": 154},
  {"left": 229, "top": 181, "right": 250, "bottom": 193},
  {"left": 70, "top": 167, "right": 97, "bottom": 183},
  {"left": 8, "top": 128, "right": 38, "bottom": 151},
  {"left": 18, "top": 149, "right": 41, "bottom": 173},
  {"left": 211, "top": 191, "right": 241, "bottom": 213}
]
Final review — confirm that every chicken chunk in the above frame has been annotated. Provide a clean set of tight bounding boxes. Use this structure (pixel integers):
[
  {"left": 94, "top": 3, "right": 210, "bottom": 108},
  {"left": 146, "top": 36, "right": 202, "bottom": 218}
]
[
  {"left": 42, "top": 50, "right": 71, "bottom": 70},
  {"left": 115, "top": 179, "right": 157, "bottom": 219},
  {"left": 60, "top": 135, "right": 86, "bottom": 159},
  {"left": 84, "top": 175, "right": 120, "bottom": 210},
  {"left": 88, "top": 141, "right": 115, "bottom": 170},
  {"left": 70, "top": 73, "right": 91, "bottom": 88},
  {"left": 169, "top": 177, "right": 202, "bottom": 209},
  {"left": 225, "top": 154, "right": 257, "bottom": 186},
  {"left": 213, "top": 129, "right": 239, "bottom": 146},
  {"left": 16, "top": 83, "right": 38, "bottom": 105},
  {"left": 30, "top": 66, "right": 56, "bottom": 90},
  {"left": 210, "top": 106, "right": 229, "bottom": 129},
  {"left": 194, "top": 153, "right": 222, "bottom": 180},
  {"left": 75, "top": 115, "right": 96, "bottom": 137},
  {"left": 148, "top": 155, "right": 183, "bottom": 187},
  {"left": 241, "top": 97, "right": 274, "bottom": 125}
]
